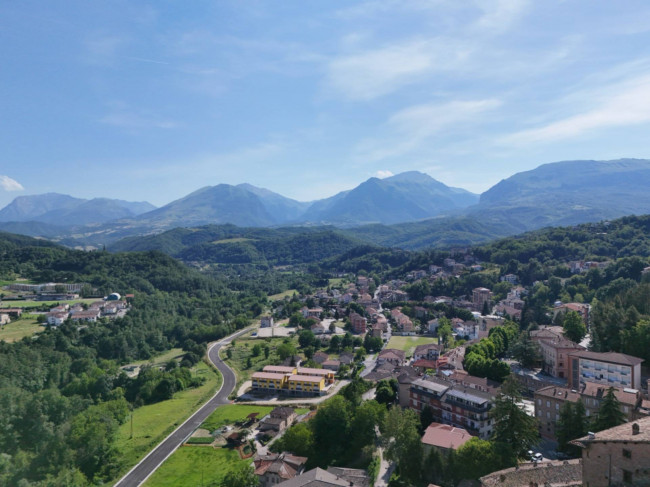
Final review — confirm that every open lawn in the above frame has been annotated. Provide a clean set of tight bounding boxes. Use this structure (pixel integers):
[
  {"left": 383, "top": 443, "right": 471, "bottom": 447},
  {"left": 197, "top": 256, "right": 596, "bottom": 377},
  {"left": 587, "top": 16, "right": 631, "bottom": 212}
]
[
  {"left": 0, "top": 317, "right": 45, "bottom": 342},
  {"left": 200, "top": 404, "right": 275, "bottom": 432},
  {"left": 328, "top": 278, "right": 345, "bottom": 286},
  {"left": 268, "top": 289, "right": 298, "bottom": 301},
  {"left": 112, "top": 360, "right": 222, "bottom": 481},
  {"left": 226, "top": 336, "right": 300, "bottom": 387},
  {"left": 386, "top": 336, "right": 438, "bottom": 357},
  {"left": 124, "top": 348, "right": 186, "bottom": 368},
  {"left": 143, "top": 445, "right": 246, "bottom": 487},
  {"left": 0, "top": 298, "right": 97, "bottom": 308}
]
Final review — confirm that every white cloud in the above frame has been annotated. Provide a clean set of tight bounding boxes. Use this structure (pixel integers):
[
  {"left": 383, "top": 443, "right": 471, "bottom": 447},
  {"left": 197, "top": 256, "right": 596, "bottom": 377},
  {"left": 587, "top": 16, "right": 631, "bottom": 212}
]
[
  {"left": 355, "top": 99, "right": 501, "bottom": 162},
  {"left": 99, "top": 103, "right": 178, "bottom": 130},
  {"left": 326, "top": 41, "right": 435, "bottom": 100},
  {"left": 0, "top": 175, "right": 24, "bottom": 192},
  {"left": 375, "top": 170, "right": 394, "bottom": 178},
  {"left": 501, "top": 73, "right": 650, "bottom": 145}
]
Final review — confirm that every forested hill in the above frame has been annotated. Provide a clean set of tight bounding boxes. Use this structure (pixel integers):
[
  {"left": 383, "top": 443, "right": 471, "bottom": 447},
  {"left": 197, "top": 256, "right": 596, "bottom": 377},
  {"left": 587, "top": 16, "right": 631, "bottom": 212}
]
[
  {"left": 109, "top": 224, "right": 376, "bottom": 266},
  {"left": 473, "top": 214, "right": 650, "bottom": 266},
  {"left": 0, "top": 233, "right": 266, "bottom": 485}
]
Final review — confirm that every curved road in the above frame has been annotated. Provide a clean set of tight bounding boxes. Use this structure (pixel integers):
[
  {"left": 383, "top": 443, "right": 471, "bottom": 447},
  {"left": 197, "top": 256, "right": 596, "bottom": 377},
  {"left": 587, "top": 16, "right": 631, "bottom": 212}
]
[{"left": 114, "top": 327, "right": 251, "bottom": 487}]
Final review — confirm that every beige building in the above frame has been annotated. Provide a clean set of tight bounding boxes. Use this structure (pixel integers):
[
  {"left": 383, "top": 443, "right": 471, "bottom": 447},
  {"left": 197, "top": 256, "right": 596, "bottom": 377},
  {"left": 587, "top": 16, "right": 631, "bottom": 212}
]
[
  {"left": 531, "top": 327, "right": 584, "bottom": 379},
  {"left": 573, "top": 417, "right": 650, "bottom": 487},
  {"left": 472, "top": 287, "right": 492, "bottom": 312}
]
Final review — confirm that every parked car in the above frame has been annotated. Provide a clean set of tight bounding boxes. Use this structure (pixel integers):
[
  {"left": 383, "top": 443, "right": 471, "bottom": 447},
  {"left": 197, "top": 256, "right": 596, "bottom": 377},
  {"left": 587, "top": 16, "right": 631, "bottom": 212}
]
[{"left": 533, "top": 452, "right": 543, "bottom": 462}]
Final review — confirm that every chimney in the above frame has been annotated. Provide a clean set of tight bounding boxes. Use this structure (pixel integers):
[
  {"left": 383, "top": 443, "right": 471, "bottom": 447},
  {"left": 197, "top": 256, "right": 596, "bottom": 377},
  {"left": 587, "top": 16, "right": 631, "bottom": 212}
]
[
  {"left": 632, "top": 423, "right": 640, "bottom": 435},
  {"left": 588, "top": 432, "right": 595, "bottom": 440}
]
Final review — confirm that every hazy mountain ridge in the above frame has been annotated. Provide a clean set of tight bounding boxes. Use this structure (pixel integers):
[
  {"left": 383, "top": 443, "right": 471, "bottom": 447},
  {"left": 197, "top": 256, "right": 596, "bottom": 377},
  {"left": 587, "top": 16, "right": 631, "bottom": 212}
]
[
  {"left": 0, "top": 193, "right": 156, "bottom": 226},
  {"left": 5, "top": 159, "right": 650, "bottom": 249}
]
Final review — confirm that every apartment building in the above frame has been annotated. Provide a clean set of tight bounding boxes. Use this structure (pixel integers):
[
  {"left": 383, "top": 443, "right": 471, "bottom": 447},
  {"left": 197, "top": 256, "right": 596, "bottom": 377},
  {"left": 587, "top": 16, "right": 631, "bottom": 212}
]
[{"left": 568, "top": 350, "right": 644, "bottom": 390}]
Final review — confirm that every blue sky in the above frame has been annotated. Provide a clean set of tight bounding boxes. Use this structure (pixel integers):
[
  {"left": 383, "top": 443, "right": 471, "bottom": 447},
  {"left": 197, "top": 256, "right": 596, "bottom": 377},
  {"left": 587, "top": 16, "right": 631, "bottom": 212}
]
[{"left": 2, "top": 1, "right": 650, "bottom": 209}]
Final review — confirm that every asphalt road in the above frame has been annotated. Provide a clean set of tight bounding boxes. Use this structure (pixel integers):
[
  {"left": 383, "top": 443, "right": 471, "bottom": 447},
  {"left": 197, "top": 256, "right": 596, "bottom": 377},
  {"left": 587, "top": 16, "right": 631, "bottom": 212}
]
[{"left": 113, "top": 327, "right": 251, "bottom": 487}]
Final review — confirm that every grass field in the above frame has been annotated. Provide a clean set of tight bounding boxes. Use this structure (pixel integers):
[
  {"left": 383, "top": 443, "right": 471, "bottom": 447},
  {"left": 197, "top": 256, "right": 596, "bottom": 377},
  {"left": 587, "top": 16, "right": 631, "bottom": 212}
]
[
  {"left": 0, "top": 298, "right": 97, "bottom": 308},
  {"left": 112, "top": 360, "right": 222, "bottom": 481},
  {"left": 226, "top": 336, "right": 299, "bottom": 387},
  {"left": 328, "top": 278, "right": 345, "bottom": 286},
  {"left": 386, "top": 336, "right": 438, "bottom": 357},
  {"left": 0, "top": 317, "right": 45, "bottom": 342},
  {"left": 124, "top": 348, "right": 186, "bottom": 368},
  {"left": 143, "top": 445, "right": 246, "bottom": 487},
  {"left": 268, "top": 289, "right": 298, "bottom": 301}
]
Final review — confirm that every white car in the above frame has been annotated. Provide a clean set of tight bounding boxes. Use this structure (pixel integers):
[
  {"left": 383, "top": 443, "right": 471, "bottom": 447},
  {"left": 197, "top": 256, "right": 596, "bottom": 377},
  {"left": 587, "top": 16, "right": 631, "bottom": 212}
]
[{"left": 533, "top": 452, "right": 543, "bottom": 462}]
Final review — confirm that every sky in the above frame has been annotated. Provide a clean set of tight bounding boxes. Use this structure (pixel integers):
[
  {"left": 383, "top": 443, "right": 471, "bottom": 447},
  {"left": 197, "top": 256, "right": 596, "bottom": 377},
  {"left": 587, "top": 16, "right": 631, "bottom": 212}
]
[{"left": 2, "top": 1, "right": 650, "bottom": 209}]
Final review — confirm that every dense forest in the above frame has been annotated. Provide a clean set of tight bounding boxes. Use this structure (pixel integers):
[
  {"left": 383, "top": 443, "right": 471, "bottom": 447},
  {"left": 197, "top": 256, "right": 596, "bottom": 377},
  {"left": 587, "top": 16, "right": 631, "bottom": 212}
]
[{"left": 0, "top": 234, "right": 267, "bottom": 485}]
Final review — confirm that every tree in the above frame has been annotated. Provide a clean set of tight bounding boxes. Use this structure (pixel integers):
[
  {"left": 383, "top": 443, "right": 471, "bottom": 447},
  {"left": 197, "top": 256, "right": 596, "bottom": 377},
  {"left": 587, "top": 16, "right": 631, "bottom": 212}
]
[
  {"left": 382, "top": 407, "right": 423, "bottom": 485},
  {"left": 277, "top": 342, "right": 296, "bottom": 361},
  {"left": 491, "top": 375, "right": 539, "bottom": 461},
  {"left": 509, "top": 332, "right": 541, "bottom": 368},
  {"left": 375, "top": 379, "right": 397, "bottom": 405},
  {"left": 556, "top": 400, "right": 588, "bottom": 456},
  {"left": 221, "top": 464, "right": 258, "bottom": 487},
  {"left": 277, "top": 422, "right": 314, "bottom": 458},
  {"left": 454, "top": 437, "right": 509, "bottom": 480},
  {"left": 481, "top": 300, "right": 490, "bottom": 316},
  {"left": 311, "top": 396, "right": 351, "bottom": 465},
  {"left": 420, "top": 405, "right": 435, "bottom": 433},
  {"left": 251, "top": 344, "right": 261, "bottom": 357},
  {"left": 562, "top": 311, "right": 587, "bottom": 343},
  {"left": 591, "top": 387, "right": 625, "bottom": 432}
]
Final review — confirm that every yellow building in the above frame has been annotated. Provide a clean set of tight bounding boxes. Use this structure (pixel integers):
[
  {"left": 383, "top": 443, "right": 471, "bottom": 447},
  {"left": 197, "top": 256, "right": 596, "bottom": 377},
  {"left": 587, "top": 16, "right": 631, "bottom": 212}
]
[
  {"left": 251, "top": 372, "right": 288, "bottom": 391},
  {"left": 297, "top": 367, "right": 335, "bottom": 385},
  {"left": 287, "top": 374, "right": 326, "bottom": 395},
  {"left": 263, "top": 365, "right": 297, "bottom": 375}
]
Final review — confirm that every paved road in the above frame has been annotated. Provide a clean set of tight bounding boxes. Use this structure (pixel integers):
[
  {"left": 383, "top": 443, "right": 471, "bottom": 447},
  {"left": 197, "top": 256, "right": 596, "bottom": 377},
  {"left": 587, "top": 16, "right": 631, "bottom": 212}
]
[{"left": 113, "top": 327, "right": 251, "bottom": 487}]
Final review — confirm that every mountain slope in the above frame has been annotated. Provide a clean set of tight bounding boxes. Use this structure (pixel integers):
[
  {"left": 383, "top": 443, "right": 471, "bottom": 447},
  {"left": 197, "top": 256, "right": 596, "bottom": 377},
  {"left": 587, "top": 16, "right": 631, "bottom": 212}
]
[
  {"left": 302, "top": 171, "right": 479, "bottom": 225},
  {"left": 134, "top": 185, "right": 278, "bottom": 228},
  {"left": 474, "top": 159, "right": 650, "bottom": 228},
  {"left": 0, "top": 193, "right": 156, "bottom": 226}
]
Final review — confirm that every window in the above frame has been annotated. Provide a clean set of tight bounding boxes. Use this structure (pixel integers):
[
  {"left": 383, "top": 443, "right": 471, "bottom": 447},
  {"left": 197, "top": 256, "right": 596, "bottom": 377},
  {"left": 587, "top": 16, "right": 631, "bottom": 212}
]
[
  {"left": 622, "top": 449, "right": 632, "bottom": 459},
  {"left": 556, "top": 403, "right": 559, "bottom": 410},
  {"left": 546, "top": 401, "right": 551, "bottom": 407},
  {"left": 623, "top": 470, "right": 633, "bottom": 483}
]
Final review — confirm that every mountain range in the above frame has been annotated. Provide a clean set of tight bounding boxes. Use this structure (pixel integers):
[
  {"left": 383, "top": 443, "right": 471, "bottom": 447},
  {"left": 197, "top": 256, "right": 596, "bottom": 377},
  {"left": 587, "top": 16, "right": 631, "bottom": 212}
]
[{"left": 2, "top": 158, "right": 650, "bottom": 250}]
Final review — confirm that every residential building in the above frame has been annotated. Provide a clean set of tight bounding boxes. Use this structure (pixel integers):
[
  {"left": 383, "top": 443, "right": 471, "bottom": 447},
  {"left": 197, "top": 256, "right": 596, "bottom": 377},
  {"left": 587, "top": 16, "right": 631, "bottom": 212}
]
[
  {"left": 413, "top": 343, "right": 442, "bottom": 362},
  {"left": 286, "top": 375, "right": 326, "bottom": 395},
  {"left": 261, "top": 315, "right": 274, "bottom": 328},
  {"left": 472, "top": 287, "right": 492, "bottom": 311},
  {"left": 259, "top": 407, "right": 297, "bottom": 435},
  {"left": 408, "top": 377, "right": 451, "bottom": 422},
  {"left": 0, "top": 308, "right": 22, "bottom": 318},
  {"left": 531, "top": 327, "right": 584, "bottom": 379},
  {"left": 264, "top": 365, "right": 297, "bottom": 375},
  {"left": 573, "top": 417, "right": 650, "bottom": 487},
  {"left": 313, "top": 352, "right": 329, "bottom": 364},
  {"left": 421, "top": 423, "right": 472, "bottom": 453},
  {"left": 442, "top": 387, "right": 495, "bottom": 439},
  {"left": 296, "top": 367, "right": 335, "bottom": 385},
  {"left": 377, "top": 349, "right": 406, "bottom": 367},
  {"left": 46, "top": 311, "right": 69, "bottom": 326},
  {"left": 500, "top": 273, "right": 518, "bottom": 284},
  {"left": 0, "top": 313, "right": 9, "bottom": 325},
  {"left": 350, "top": 312, "right": 367, "bottom": 334},
  {"left": 568, "top": 350, "right": 644, "bottom": 390},
  {"left": 534, "top": 383, "right": 643, "bottom": 441},
  {"left": 580, "top": 382, "right": 642, "bottom": 420},
  {"left": 276, "top": 468, "right": 361, "bottom": 487},
  {"left": 322, "top": 360, "right": 340, "bottom": 372},
  {"left": 553, "top": 302, "right": 590, "bottom": 326},
  {"left": 254, "top": 452, "right": 307, "bottom": 487},
  {"left": 534, "top": 386, "right": 582, "bottom": 440},
  {"left": 252, "top": 372, "right": 288, "bottom": 392}
]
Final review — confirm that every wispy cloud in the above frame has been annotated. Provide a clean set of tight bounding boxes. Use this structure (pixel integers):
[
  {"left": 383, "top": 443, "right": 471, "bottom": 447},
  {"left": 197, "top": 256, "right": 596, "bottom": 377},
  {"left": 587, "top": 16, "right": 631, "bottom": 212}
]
[
  {"left": 355, "top": 99, "right": 501, "bottom": 162},
  {"left": 375, "top": 170, "right": 394, "bottom": 178},
  {"left": 501, "top": 73, "right": 650, "bottom": 145},
  {"left": 99, "top": 102, "right": 178, "bottom": 130},
  {"left": 0, "top": 175, "right": 24, "bottom": 192},
  {"left": 83, "top": 34, "right": 130, "bottom": 66}
]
